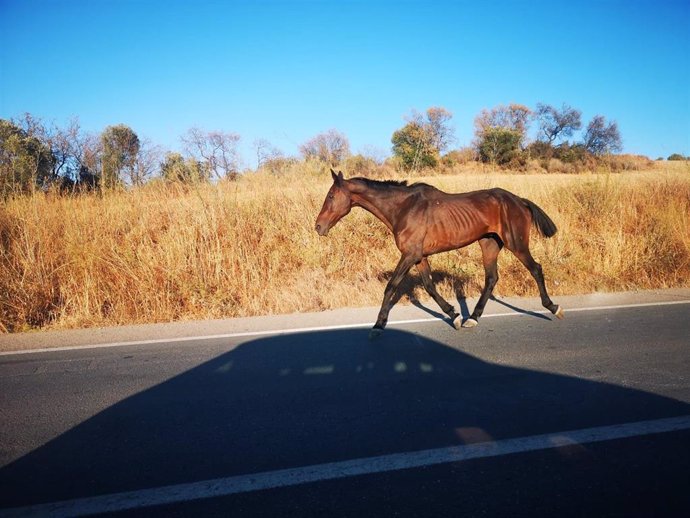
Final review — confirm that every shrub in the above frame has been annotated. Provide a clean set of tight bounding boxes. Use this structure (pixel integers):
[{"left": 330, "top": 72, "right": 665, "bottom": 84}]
[
  {"left": 477, "top": 127, "right": 522, "bottom": 165},
  {"left": 341, "top": 154, "right": 379, "bottom": 178},
  {"left": 441, "top": 148, "right": 477, "bottom": 168},
  {"left": 603, "top": 154, "right": 655, "bottom": 171}
]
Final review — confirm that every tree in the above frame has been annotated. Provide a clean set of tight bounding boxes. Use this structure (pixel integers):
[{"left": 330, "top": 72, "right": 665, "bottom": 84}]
[
  {"left": 391, "top": 121, "right": 438, "bottom": 170},
  {"left": 299, "top": 129, "right": 350, "bottom": 166},
  {"left": 413, "top": 107, "right": 455, "bottom": 154},
  {"left": 477, "top": 127, "right": 522, "bottom": 165},
  {"left": 79, "top": 133, "right": 103, "bottom": 188},
  {"left": 101, "top": 124, "right": 140, "bottom": 188},
  {"left": 474, "top": 103, "right": 532, "bottom": 143},
  {"left": 473, "top": 104, "right": 531, "bottom": 165},
  {"left": 582, "top": 116, "right": 622, "bottom": 155},
  {"left": 131, "top": 139, "right": 162, "bottom": 186},
  {"left": 253, "top": 138, "right": 283, "bottom": 169},
  {"left": 182, "top": 128, "right": 241, "bottom": 180},
  {"left": 391, "top": 107, "right": 455, "bottom": 171},
  {"left": 535, "top": 103, "right": 582, "bottom": 143},
  {"left": 160, "top": 152, "right": 209, "bottom": 183},
  {"left": 0, "top": 118, "right": 53, "bottom": 195}
]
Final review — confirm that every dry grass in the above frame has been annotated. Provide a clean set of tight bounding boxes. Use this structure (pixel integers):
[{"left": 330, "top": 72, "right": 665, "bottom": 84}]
[{"left": 1, "top": 161, "right": 689, "bottom": 332}]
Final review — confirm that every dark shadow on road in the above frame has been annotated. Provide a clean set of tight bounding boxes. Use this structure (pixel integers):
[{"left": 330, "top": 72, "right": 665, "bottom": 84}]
[
  {"left": 379, "top": 268, "right": 472, "bottom": 324},
  {"left": 1, "top": 329, "right": 689, "bottom": 512},
  {"left": 489, "top": 295, "right": 552, "bottom": 321},
  {"left": 378, "top": 268, "right": 549, "bottom": 324}
]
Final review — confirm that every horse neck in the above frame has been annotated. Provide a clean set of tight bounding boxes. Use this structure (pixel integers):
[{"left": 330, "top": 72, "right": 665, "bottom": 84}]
[{"left": 348, "top": 184, "right": 409, "bottom": 232}]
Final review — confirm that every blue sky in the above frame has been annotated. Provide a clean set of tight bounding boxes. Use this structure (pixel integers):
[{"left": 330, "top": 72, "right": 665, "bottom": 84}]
[{"left": 1, "top": 0, "right": 688, "bottom": 165}]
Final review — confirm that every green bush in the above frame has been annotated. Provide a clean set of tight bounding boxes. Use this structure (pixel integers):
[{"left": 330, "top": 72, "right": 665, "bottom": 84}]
[{"left": 477, "top": 127, "right": 521, "bottom": 165}]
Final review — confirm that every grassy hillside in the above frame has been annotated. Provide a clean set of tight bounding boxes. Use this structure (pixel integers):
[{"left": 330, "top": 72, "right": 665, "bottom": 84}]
[{"left": 1, "top": 162, "right": 688, "bottom": 332}]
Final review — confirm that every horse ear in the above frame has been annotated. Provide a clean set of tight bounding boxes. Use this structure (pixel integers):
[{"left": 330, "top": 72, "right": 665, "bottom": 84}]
[{"left": 331, "top": 169, "right": 344, "bottom": 186}]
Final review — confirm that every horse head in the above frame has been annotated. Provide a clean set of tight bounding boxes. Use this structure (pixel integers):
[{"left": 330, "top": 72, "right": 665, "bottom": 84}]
[{"left": 315, "top": 169, "right": 352, "bottom": 236}]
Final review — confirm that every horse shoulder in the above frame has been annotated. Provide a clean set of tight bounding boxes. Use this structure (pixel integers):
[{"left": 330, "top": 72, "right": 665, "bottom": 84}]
[{"left": 391, "top": 193, "right": 429, "bottom": 256}]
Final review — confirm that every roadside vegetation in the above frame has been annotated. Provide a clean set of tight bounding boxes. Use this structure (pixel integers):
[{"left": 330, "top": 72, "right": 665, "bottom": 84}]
[{"left": 1, "top": 106, "right": 689, "bottom": 332}]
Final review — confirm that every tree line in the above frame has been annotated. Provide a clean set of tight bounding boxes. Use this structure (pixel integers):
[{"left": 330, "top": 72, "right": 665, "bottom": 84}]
[
  {"left": 0, "top": 102, "right": 671, "bottom": 195},
  {"left": 391, "top": 103, "right": 624, "bottom": 170}
]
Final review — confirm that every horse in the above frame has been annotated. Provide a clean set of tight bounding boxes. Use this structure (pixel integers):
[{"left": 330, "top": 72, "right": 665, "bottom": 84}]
[{"left": 315, "top": 170, "right": 564, "bottom": 339}]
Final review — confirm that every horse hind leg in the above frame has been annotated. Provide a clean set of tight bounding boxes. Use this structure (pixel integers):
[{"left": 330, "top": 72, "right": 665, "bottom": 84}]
[{"left": 511, "top": 247, "right": 564, "bottom": 319}]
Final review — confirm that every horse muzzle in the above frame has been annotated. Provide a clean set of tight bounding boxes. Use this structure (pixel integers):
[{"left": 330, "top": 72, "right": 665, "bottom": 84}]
[{"left": 315, "top": 222, "right": 329, "bottom": 237}]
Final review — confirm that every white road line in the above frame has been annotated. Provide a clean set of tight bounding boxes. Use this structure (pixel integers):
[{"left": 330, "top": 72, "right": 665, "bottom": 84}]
[
  {"left": 1, "top": 299, "right": 689, "bottom": 356},
  {"left": 3, "top": 415, "right": 690, "bottom": 518}
]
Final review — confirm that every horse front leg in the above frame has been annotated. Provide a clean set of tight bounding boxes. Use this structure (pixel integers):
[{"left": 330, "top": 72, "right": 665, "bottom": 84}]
[
  {"left": 370, "top": 253, "right": 419, "bottom": 340},
  {"left": 464, "top": 236, "right": 503, "bottom": 328},
  {"left": 417, "top": 257, "right": 460, "bottom": 324}
]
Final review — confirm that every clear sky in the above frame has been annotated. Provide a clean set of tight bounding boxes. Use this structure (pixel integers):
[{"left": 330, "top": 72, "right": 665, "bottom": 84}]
[{"left": 1, "top": 0, "right": 688, "bottom": 166}]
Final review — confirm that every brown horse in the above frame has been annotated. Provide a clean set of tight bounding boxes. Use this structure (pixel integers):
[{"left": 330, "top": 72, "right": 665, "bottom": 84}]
[{"left": 315, "top": 170, "right": 564, "bottom": 339}]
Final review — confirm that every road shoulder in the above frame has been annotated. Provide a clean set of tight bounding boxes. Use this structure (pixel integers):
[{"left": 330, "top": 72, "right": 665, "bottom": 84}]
[{"left": 1, "top": 288, "right": 689, "bottom": 353}]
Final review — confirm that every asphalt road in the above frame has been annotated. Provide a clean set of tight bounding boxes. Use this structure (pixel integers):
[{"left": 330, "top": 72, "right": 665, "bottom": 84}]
[{"left": 1, "top": 291, "right": 689, "bottom": 517}]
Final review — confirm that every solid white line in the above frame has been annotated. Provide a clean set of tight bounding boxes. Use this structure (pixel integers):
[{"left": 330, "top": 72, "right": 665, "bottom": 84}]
[
  {"left": 1, "top": 299, "right": 689, "bottom": 356},
  {"left": 3, "top": 415, "right": 690, "bottom": 518}
]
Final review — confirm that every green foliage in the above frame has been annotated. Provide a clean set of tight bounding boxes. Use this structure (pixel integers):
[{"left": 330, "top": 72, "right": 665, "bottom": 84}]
[
  {"left": 391, "top": 121, "right": 439, "bottom": 170},
  {"left": 101, "top": 124, "right": 140, "bottom": 188},
  {"left": 556, "top": 143, "right": 589, "bottom": 164},
  {"left": 474, "top": 104, "right": 531, "bottom": 145},
  {"left": 477, "top": 127, "right": 522, "bottom": 165},
  {"left": 0, "top": 118, "right": 54, "bottom": 196},
  {"left": 160, "top": 152, "right": 209, "bottom": 184},
  {"left": 391, "top": 107, "right": 454, "bottom": 171},
  {"left": 668, "top": 153, "right": 688, "bottom": 161},
  {"left": 341, "top": 154, "right": 379, "bottom": 177},
  {"left": 441, "top": 148, "right": 477, "bottom": 168}
]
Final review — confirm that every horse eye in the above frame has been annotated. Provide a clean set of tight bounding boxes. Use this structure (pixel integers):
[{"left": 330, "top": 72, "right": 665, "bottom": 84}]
[{"left": 328, "top": 194, "right": 334, "bottom": 200}]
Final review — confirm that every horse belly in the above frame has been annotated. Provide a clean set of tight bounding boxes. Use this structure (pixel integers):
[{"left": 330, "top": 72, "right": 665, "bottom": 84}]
[{"left": 423, "top": 205, "right": 490, "bottom": 255}]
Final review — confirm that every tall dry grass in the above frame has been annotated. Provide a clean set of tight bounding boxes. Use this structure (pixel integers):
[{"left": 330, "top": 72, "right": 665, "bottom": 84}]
[{"left": 1, "top": 162, "right": 688, "bottom": 332}]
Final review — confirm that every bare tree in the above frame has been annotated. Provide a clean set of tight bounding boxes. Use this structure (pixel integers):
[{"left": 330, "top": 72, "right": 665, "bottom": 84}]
[
  {"left": 182, "top": 128, "right": 241, "bottom": 180},
  {"left": 535, "top": 103, "right": 582, "bottom": 143},
  {"left": 253, "top": 138, "right": 283, "bottom": 169},
  {"left": 130, "top": 138, "right": 162, "bottom": 186},
  {"left": 474, "top": 103, "right": 532, "bottom": 141},
  {"left": 80, "top": 132, "right": 103, "bottom": 185},
  {"left": 300, "top": 129, "right": 351, "bottom": 165},
  {"left": 583, "top": 115, "right": 622, "bottom": 155},
  {"left": 34, "top": 117, "right": 87, "bottom": 183},
  {"left": 359, "top": 145, "right": 388, "bottom": 165},
  {"left": 426, "top": 107, "right": 455, "bottom": 153}
]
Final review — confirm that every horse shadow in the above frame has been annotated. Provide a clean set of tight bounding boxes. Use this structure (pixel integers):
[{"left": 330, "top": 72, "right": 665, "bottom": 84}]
[
  {"left": 1, "top": 328, "right": 688, "bottom": 514},
  {"left": 379, "top": 269, "right": 532, "bottom": 324}
]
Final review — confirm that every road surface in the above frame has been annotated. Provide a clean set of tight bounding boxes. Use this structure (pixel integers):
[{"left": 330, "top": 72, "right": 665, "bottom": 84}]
[{"left": 1, "top": 290, "right": 689, "bottom": 517}]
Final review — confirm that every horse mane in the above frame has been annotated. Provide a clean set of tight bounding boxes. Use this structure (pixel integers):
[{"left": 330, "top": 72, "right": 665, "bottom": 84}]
[{"left": 351, "top": 177, "right": 434, "bottom": 190}]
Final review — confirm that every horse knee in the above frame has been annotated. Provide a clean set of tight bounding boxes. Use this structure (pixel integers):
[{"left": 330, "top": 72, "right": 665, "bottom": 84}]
[
  {"left": 489, "top": 271, "right": 499, "bottom": 287},
  {"left": 484, "top": 268, "right": 499, "bottom": 289}
]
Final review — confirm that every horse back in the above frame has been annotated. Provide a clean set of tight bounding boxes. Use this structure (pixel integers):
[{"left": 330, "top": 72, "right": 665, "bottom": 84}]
[{"left": 420, "top": 188, "right": 529, "bottom": 255}]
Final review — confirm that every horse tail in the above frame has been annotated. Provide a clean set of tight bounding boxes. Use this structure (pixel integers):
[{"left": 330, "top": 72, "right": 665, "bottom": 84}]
[{"left": 522, "top": 198, "right": 558, "bottom": 238}]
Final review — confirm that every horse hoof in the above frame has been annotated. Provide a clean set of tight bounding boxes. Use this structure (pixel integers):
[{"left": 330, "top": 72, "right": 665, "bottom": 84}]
[
  {"left": 452, "top": 315, "right": 463, "bottom": 329},
  {"left": 554, "top": 306, "right": 565, "bottom": 320},
  {"left": 462, "top": 318, "right": 478, "bottom": 328},
  {"left": 369, "top": 328, "right": 383, "bottom": 340}
]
